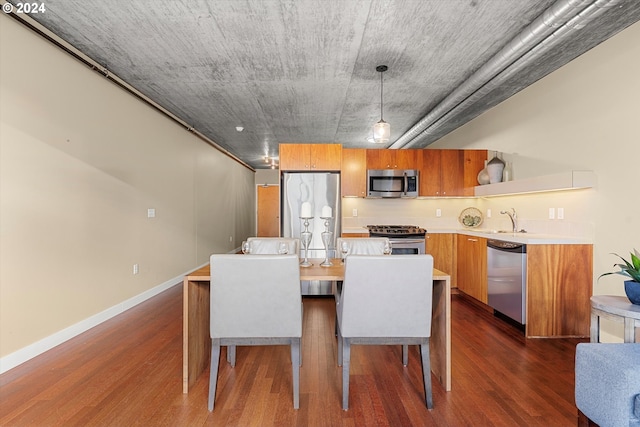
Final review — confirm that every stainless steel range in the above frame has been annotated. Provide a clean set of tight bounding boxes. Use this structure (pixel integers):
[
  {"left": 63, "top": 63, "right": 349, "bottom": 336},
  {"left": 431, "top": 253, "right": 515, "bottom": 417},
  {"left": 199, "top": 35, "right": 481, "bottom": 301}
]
[{"left": 367, "top": 225, "right": 426, "bottom": 255}]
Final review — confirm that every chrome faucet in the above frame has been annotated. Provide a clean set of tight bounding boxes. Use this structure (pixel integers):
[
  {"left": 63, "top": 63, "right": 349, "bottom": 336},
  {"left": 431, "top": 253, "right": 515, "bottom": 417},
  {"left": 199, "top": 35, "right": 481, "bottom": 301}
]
[{"left": 500, "top": 208, "right": 518, "bottom": 232}]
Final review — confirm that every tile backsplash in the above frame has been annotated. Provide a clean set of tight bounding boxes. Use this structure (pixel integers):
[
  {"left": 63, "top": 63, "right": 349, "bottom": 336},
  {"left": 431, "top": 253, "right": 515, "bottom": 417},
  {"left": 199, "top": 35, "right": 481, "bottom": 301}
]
[{"left": 341, "top": 190, "right": 595, "bottom": 239}]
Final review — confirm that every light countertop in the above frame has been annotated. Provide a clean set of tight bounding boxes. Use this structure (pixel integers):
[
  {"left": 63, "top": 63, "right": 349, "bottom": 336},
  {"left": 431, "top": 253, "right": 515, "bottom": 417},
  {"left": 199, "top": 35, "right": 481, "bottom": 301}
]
[{"left": 342, "top": 227, "right": 592, "bottom": 245}]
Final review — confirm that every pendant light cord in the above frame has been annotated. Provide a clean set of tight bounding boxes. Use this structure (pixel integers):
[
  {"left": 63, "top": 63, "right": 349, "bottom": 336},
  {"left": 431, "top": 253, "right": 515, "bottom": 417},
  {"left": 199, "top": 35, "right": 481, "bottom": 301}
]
[
  {"left": 376, "top": 65, "right": 388, "bottom": 122},
  {"left": 380, "top": 70, "right": 384, "bottom": 121}
]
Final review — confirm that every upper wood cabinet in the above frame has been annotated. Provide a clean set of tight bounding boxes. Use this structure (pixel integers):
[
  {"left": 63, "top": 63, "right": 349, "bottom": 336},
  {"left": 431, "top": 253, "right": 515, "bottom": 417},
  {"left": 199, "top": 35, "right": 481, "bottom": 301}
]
[
  {"left": 462, "top": 150, "right": 488, "bottom": 193},
  {"left": 366, "top": 149, "right": 417, "bottom": 169},
  {"left": 341, "top": 148, "right": 367, "bottom": 197},
  {"left": 419, "top": 149, "right": 487, "bottom": 196},
  {"left": 419, "top": 149, "right": 462, "bottom": 196},
  {"left": 279, "top": 143, "right": 342, "bottom": 171}
]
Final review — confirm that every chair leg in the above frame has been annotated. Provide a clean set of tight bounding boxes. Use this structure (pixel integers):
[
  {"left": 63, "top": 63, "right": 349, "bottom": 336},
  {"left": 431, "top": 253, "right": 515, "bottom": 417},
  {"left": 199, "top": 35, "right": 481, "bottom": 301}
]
[
  {"left": 227, "top": 345, "right": 236, "bottom": 367},
  {"left": 208, "top": 339, "right": 222, "bottom": 411},
  {"left": 402, "top": 344, "right": 409, "bottom": 366},
  {"left": 342, "top": 339, "right": 351, "bottom": 410},
  {"left": 420, "top": 341, "right": 434, "bottom": 409},
  {"left": 291, "top": 338, "right": 300, "bottom": 409}
]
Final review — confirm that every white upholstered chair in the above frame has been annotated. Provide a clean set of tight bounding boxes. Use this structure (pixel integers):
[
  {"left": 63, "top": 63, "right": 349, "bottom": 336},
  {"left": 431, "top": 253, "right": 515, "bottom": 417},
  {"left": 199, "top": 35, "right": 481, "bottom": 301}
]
[
  {"left": 332, "top": 237, "right": 391, "bottom": 333},
  {"left": 247, "top": 237, "right": 300, "bottom": 255},
  {"left": 336, "top": 237, "right": 390, "bottom": 257},
  {"left": 336, "top": 254, "right": 434, "bottom": 410},
  {"left": 334, "top": 237, "right": 390, "bottom": 296},
  {"left": 208, "top": 254, "right": 303, "bottom": 411}
]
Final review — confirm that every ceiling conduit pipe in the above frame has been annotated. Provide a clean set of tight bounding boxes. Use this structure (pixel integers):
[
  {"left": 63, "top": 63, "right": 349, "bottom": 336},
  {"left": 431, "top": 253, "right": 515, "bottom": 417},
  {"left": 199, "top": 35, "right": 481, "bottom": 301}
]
[
  {"left": 389, "top": 0, "right": 611, "bottom": 150},
  {"left": 398, "top": 0, "right": 622, "bottom": 149}
]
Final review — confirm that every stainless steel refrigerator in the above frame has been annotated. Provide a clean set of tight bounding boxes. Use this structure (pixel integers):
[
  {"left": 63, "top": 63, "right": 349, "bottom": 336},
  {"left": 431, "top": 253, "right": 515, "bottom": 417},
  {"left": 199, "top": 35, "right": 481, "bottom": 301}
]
[{"left": 281, "top": 172, "right": 341, "bottom": 295}]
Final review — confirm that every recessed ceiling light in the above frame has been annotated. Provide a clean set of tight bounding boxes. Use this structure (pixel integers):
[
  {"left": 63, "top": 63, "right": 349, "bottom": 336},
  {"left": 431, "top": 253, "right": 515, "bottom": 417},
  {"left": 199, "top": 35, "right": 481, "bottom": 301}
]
[{"left": 235, "top": 126, "right": 244, "bottom": 132}]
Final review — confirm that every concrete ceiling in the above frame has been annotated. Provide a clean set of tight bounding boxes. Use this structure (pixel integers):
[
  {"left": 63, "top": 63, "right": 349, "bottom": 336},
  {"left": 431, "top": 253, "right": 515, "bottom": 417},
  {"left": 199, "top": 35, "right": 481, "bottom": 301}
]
[{"left": 11, "top": 0, "right": 640, "bottom": 169}]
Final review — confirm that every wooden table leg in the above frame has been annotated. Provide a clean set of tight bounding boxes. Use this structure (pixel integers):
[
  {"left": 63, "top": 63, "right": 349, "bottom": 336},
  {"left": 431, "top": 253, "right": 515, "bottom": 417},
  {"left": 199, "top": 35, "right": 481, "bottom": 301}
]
[
  {"left": 430, "top": 277, "right": 451, "bottom": 391},
  {"left": 183, "top": 278, "right": 211, "bottom": 393}
]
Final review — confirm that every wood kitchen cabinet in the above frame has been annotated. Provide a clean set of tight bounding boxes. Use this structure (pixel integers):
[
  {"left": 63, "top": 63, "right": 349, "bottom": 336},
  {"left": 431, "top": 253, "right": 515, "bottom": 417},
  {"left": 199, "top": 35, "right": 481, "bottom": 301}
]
[
  {"left": 427, "top": 233, "right": 456, "bottom": 287},
  {"left": 279, "top": 143, "right": 342, "bottom": 171},
  {"left": 526, "top": 244, "right": 592, "bottom": 337},
  {"left": 341, "top": 148, "right": 367, "bottom": 197},
  {"left": 419, "top": 149, "right": 487, "bottom": 197},
  {"left": 366, "top": 149, "right": 417, "bottom": 169},
  {"left": 463, "top": 150, "right": 488, "bottom": 192},
  {"left": 456, "top": 234, "right": 487, "bottom": 303}
]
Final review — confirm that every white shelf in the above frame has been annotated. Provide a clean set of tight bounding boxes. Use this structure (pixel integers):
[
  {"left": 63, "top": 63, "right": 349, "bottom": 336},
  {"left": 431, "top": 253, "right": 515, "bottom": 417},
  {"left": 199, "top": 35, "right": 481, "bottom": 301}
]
[{"left": 474, "top": 171, "right": 596, "bottom": 197}]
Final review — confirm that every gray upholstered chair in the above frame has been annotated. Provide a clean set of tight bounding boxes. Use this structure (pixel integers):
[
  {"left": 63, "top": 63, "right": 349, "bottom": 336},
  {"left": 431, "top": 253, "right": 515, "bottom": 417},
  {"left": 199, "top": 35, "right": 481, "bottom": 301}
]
[
  {"left": 208, "top": 254, "right": 302, "bottom": 411},
  {"left": 336, "top": 254, "right": 435, "bottom": 410},
  {"left": 247, "top": 237, "right": 300, "bottom": 255},
  {"left": 575, "top": 343, "right": 640, "bottom": 427}
]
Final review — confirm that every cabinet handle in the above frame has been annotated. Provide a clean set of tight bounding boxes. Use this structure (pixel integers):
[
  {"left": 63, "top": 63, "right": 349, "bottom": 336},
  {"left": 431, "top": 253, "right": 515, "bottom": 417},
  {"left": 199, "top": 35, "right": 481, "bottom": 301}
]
[{"left": 467, "top": 238, "right": 478, "bottom": 242}]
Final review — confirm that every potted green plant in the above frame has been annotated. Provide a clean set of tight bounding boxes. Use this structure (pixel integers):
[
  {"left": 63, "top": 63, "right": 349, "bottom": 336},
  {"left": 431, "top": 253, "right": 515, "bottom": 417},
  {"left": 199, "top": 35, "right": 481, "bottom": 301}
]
[{"left": 599, "top": 249, "right": 640, "bottom": 305}]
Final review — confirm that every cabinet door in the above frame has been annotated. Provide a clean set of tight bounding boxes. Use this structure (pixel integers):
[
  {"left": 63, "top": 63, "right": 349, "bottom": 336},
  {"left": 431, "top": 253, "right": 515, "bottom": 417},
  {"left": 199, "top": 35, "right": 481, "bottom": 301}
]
[
  {"left": 279, "top": 144, "right": 310, "bottom": 170},
  {"left": 367, "top": 148, "right": 395, "bottom": 169},
  {"left": 395, "top": 149, "right": 417, "bottom": 169},
  {"left": 341, "top": 148, "right": 367, "bottom": 197},
  {"left": 311, "top": 144, "right": 342, "bottom": 170},
  {"left": 427, "top": 233, "right": 455, "bottom": 286},
  {"left": 456, "top": 234, "right": 487, "bottom": 303},
  {"left": 440, "top": 150, "right": 465, "bottom": 196},
  {"left": 526, "top": 244, "right": 592, "bottom": 337},
  {"left": 418, "top": 149, "right": 442, "bottom": 196},
  {"left": 462, "top": 150, "right": 488, "bottom": 196}
]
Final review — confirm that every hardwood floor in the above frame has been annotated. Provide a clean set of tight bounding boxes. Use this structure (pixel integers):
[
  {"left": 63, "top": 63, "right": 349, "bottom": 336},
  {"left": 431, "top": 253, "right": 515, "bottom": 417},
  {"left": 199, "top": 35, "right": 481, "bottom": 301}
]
[{"left": 0, "top": 285, "right": 586, "bottom": 426}]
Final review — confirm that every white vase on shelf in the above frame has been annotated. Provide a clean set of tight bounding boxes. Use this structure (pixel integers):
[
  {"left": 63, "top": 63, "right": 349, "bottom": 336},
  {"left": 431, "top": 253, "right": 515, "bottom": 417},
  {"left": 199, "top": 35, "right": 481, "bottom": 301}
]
[
  {"left": 503, "top": 161, "right": 513, "bottom": 182},
  {"left": 487, "top": 153, "right": 505, "bottom": 184},
  {"left": 477, "top": 160, "right": 490, "bottom": 185}
]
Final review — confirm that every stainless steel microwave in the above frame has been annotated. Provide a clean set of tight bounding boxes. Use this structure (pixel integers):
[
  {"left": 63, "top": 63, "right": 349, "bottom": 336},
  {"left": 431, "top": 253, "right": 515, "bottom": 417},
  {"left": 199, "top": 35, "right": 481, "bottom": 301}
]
[{"left": 367, "top": 169, "right": 419, "bottom": 198}]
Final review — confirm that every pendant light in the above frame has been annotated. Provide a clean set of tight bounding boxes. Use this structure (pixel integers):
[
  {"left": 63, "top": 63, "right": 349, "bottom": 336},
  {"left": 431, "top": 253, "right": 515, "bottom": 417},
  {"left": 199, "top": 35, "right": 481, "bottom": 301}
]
[{"left": 373, "top": 65, "right": 390, "bottom": 144}]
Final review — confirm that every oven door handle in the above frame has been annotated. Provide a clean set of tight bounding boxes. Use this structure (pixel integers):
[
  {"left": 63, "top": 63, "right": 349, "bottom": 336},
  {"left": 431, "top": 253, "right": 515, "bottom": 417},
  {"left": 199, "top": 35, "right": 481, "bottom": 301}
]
[{"left": 389, "top": 238, "right": 425, "bottom": 244}]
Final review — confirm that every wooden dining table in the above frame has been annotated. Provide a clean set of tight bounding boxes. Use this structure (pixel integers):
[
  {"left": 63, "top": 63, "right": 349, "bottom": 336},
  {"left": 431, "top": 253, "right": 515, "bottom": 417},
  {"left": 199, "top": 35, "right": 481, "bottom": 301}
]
[{"left": 182, "top": 258, "right": 451, "bottom": 393}]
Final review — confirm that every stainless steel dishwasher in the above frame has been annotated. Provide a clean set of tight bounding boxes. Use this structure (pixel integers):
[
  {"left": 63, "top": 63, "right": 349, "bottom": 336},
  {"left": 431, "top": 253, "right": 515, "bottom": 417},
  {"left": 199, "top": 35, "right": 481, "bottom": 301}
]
[{"left": 487, "top": 239, "right": 527, "bottom": 326}]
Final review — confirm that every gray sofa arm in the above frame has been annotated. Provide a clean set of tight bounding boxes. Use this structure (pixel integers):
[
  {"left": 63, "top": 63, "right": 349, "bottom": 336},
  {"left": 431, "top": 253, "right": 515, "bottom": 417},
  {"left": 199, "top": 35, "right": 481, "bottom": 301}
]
[{"left": 575, "top": 343, "right": 640, "bottom": 427}]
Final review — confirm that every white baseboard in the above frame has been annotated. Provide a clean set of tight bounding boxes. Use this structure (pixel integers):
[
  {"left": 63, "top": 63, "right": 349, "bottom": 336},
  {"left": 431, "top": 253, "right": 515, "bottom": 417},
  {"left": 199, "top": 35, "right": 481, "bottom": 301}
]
[{"left": 0, "top": 266, "right": 203, "bottom": 375}]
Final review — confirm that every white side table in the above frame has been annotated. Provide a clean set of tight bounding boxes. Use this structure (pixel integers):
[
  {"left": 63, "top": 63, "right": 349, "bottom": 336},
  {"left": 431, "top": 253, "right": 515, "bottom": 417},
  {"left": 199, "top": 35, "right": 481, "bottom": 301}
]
[{"left": 590, "top": 295, "right": 640, "bottom": 343}]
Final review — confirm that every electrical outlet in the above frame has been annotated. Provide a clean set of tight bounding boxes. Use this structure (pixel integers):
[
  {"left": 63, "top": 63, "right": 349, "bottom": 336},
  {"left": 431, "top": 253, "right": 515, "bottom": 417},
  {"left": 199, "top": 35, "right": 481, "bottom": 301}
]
[
  {"left": 352, "top": 209, "right": 358, "bottom": 217},
  {"left": 549, "top": 208, "right": 555, "bottom": 220},
  {"left": 436, "top": 208, "right": 441, "bottom": 217},
  {"left": 133, "top": 264, "right": 139, "bottom": 275},
  {"left": 229, "top": 236, "right": 233, "bottom": 242},
  {"left": 147, "top": 208, "right": 155, "bottom": 218},
  {"left": 487, "top": 209, "right": 492, "bottom": 218},
  {"left": 557, "top": 207, "right": 564, "bottom": 220}
]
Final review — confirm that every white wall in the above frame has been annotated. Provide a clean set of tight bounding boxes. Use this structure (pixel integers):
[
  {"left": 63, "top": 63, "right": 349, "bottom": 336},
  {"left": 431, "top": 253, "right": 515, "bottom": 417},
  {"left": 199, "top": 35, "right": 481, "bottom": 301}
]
[
  {"left": 343, "top": 22, "right": 640, "bottom": 341},
  {"left": 429, "top": 21, "right": 640, "bottom": 340},
  {"left": 0, "top": 15, "right": 255, "bottom": 368}
]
